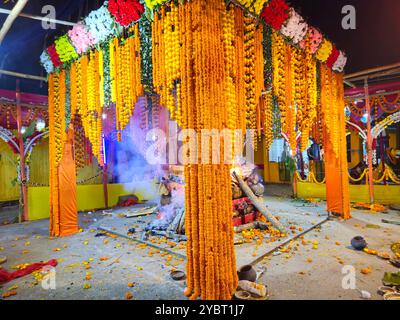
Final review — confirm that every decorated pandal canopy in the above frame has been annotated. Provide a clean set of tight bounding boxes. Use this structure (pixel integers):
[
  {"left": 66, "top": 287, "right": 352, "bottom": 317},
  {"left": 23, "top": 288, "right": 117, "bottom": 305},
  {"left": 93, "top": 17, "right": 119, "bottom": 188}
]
[
  {"left": 345, "top": 81, "right": 400, "bottom": 184},
  {"left": 0, "top": 89, "right": 48, "bottom": 130},
  {"left": 0, "top": 89, "right": 48, "bottom": 177},
  {"left": 42, "top": 0, "right": 349, "bottom": 300}
]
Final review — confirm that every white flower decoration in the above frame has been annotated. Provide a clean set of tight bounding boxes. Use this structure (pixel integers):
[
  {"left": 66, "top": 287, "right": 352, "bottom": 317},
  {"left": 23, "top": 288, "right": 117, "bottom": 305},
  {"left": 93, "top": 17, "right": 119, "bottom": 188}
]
[{"left": 281, "top": 9, "right": 308, "bottom": 44}]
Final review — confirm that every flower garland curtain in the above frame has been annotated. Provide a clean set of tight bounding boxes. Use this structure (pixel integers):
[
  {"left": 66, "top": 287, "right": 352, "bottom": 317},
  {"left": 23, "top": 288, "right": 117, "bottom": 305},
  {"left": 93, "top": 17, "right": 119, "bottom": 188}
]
[
  {"left": 152, "top": 0, "right": 239, "bottom": 300},
  {"left": 44, "top": 0, "right": 352, "bottom": 299}
]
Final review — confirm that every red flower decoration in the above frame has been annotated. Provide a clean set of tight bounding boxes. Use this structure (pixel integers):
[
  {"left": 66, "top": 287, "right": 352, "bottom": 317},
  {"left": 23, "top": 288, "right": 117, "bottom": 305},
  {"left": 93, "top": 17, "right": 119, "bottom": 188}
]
[
  {"left": 261, "top": 0, "right": 290, "bottom": 30},
  {"left": 47, "top": 44, "right": 62, "bottom": 67},
  {"left": 108, "top": 0, "right": 145, "bottom": 27},
  {"left": 326, "top": 47, "right": 340, "bottom": 68}
]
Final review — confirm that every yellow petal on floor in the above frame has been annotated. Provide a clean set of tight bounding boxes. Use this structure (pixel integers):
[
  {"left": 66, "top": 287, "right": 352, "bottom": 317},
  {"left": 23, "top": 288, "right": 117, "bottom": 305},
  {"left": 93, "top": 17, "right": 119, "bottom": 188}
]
[
  {"left": 83, "top": 283, "right": 91, "bottom": 289},
  {"left": 125, "top": 292, "right": 133, "bottom": 300}
]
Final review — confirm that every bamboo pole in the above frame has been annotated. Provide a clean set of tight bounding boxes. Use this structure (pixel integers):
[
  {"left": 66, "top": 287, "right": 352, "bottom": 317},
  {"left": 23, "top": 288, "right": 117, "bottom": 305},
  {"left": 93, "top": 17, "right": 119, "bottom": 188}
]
[
  {"left": 98, "top": 226, "right": 187, "bottom": 260},
  {"left": 0, "top": 69, "right": 47, "bottom": 82},
  {"left": 344, "top": 62, "right": 400, "bottom": 80},
  {"left": 364, "top": 79, "right": 375, "bottom": 204},
  {"left": 233, "top": 171, "right": 286, "bottom": 233},
  {"left": 0, "top": 0, "right": 28, "bottom": 44},
  {"left": 0, "top": 7, "right": 78, "bottom": 27},
  {"left": 16, "top": 80, "right": 29, "bottom": 221},
  {"left": 103, "top": 165, "right": 109, "bottom": 208}
]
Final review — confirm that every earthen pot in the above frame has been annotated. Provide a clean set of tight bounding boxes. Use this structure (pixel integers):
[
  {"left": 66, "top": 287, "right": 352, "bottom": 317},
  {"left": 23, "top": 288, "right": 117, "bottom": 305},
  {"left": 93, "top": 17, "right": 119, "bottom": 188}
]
[
  {"left": 237, "top": 265, "right": 257, "bottom": 282},
  {"left": 351, "top": 236, "right": 367, "bottom": 251}
]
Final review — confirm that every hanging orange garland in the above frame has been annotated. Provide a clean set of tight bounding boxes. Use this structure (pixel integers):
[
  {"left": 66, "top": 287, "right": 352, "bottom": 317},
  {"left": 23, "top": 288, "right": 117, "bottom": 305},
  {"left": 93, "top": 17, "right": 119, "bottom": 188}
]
[
  {"left": 262, "top": 90, "right": 274, "bottom": 151},
  {"left": 233, "top": 7, "right": 246, "bottom": 134},
  {"left": 244, "top": 14, "right": 257, "bottom": 135},
  {"left": 152, "top": 0, "right": 238, "bottom": 300},
  {"left": 111, "top": 26, "right": 143, "bottom": 139},
  {"left": 272, "top": 31, "right": 287, "bottom": 132},
  {"left": 320, "top": 63, "right": 340, "bottom": 157},
  {"left": 300, "top": 37, "right": 317, "bottom": 151}
]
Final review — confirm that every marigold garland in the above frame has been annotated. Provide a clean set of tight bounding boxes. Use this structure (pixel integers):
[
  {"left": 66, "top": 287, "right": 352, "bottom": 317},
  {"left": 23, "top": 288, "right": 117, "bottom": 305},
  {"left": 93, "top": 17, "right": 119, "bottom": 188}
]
[
  {"left": 86, "top": 50, "right": 104, "bottom": 166},
  {"left": 285, "top": 44, "right": 296, "bottom": 152},
  {"left": 316, "top": 38, "right": 333, "bottom": 63},
  {"left": 300, "top": 38, "right": 317, "bottom": 151},
  {"left": 112, "top": 25, "right": 143, "bottom": 138},
  {"left": 255, "top": 23, "right": 265, "bottom": 142},
  {"left": 262, "top": 90, "right": 274, "bottom": 151},
  {"left": 244, "top": 14, "right": 257, "bottom": 141},
  {"left": 48, "top": 71, "right": 66, "bottom": 166},
  {"left": 223, "top": 6, "right": 237, "bottom": 132},
  {"left": 291, "top": 45, "right": 306, "bottom": 151},
  {"left": 320, "top": 63, "right": 340, "bottom": 157},
  {"left": 144, "top": 0, "right": 168, "bottom": 10},
  {"left": 41, "top": 0, "right": 347, "bottom": 73},
  {"left": 236, "top": 0, "right": 266, "bottom": 15},
  {"left": 44, "top": 0, "right": 350, "bottom": 300},
  {"left": 69, "top": 61, "right": 77, "bottom": 119},
  {"left": 73, "top": 116, "right": 87, "bottom": 169},
  {"left": 234, "top": 6, "right": 247, "bottom": 133},
  {"left": 152, "top": 0, "right": 238, "bottom": 300},
  {"left": 272, "top": 31, "right": 287, "bottom": 133}
]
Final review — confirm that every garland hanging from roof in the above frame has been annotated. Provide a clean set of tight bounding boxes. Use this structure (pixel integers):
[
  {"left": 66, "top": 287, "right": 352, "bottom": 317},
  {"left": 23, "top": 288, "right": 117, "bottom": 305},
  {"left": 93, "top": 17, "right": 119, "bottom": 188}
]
[
  {"left": 41, "top": 0, "right": 347, "bottom": 75},
  {"left": 43, "top": 0, "right": 351, "bottom": 300}
]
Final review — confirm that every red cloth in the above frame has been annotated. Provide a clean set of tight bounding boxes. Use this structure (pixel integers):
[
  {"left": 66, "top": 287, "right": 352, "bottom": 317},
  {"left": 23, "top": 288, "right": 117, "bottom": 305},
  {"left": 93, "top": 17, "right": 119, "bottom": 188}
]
[
  {"left": 0, "top": 259, "right": 58, "bottom": 285},
  {"left": 122, "top": 199, "right": 138, "bottom": 207}
]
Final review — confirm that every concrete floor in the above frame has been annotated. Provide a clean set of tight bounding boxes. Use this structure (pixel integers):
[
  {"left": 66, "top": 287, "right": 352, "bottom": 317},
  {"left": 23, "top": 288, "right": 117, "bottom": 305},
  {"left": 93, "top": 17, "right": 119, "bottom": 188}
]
[{"left": 0, "top": 187, "right": 399, "bottom": 300}]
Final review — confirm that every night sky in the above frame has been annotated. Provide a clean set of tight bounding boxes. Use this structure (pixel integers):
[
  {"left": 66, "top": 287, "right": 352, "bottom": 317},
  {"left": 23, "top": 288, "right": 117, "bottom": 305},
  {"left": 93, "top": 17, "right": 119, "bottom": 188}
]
[{"left": 0, "top": 0, "right": 399, "bottom": 95}]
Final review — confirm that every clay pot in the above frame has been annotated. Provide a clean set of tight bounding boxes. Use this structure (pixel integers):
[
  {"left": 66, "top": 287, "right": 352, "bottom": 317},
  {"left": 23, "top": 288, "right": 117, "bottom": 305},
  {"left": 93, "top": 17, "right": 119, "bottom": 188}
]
[
  {"left": 237, "top": 265, "right": 257, "bottom": 282},
  {"left": 351, "top": 236, "right": 367, "bottom": 251}
]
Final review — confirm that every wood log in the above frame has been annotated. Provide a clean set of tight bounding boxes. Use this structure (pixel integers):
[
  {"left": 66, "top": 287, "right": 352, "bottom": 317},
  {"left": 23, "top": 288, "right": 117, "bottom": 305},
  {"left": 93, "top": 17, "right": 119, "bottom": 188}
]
[
  {"left": 151, "top": 230, "right": 187, "bottom": 242},
  {"left": 97, "top": 227, "right": 186, "bottom": 259},
  {"left": 177, "top": 210, "right": 185, "bottom": 234},
  {"left": 238, "top": 280, "right": 267, "bottom": 297},
  {"left": 234, "top": 222, "right": 257, "bottom": 233},
  {"left": 167, "top": 209, "right": 184, "bottom": 233},
  {"left": 382, "top": 219, "right": 400, "bottom": 226},
  {"left": 234, "top": 221, "right": 269, "bottom": 233},
  {"left": 233, "top": 171, "right": 286, "bottom": 233}
]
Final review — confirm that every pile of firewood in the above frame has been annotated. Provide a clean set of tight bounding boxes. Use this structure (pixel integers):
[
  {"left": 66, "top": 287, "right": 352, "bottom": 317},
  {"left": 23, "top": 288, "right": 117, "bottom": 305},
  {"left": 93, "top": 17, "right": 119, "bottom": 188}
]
[{"left": 232, "top": 171, "right": 264, "bottom": 200}]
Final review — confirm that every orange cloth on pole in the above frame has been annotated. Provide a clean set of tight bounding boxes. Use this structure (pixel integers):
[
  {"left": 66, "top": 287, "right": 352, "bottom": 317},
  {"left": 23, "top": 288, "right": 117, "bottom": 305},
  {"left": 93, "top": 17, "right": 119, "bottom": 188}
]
[
  {"left": 50, "top": 125, "right": 78, "bottom": 237},
  {"left": 324, "top": 74, "right": 351, "bottom": 220},
  {"left": 58, "top": 126, "right": 79, "bottom": 236}
]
